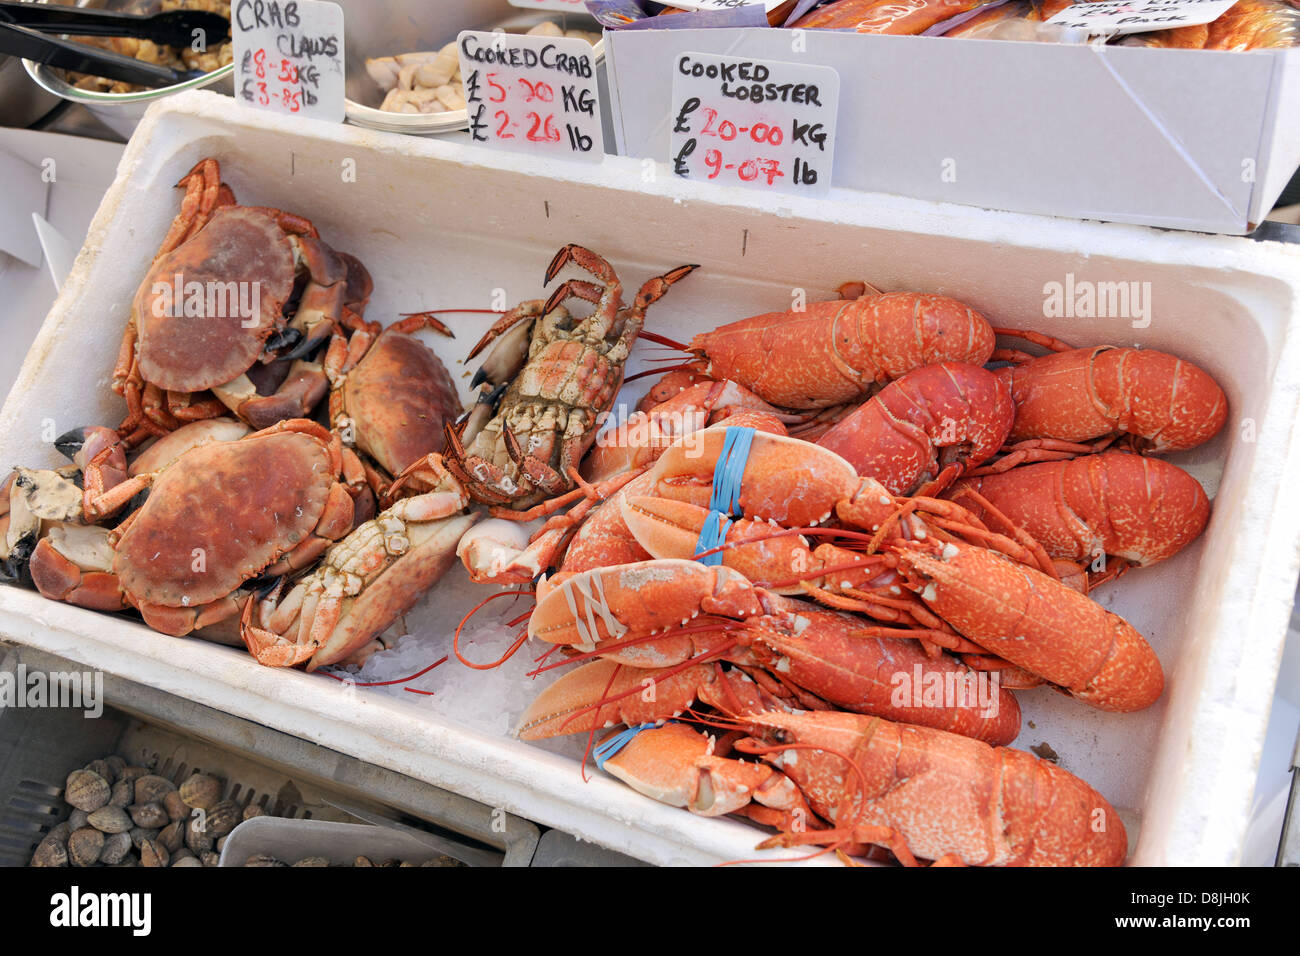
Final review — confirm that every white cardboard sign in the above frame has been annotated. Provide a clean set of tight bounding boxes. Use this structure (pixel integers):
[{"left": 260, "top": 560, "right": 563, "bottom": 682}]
[
  {"left": 458, "top": 31, "right": 605, "bottom": 163},
  {"left": 669, "top": 51, "right": 839, "bottom": 196},
  {"left": 232, "top": 0, "right": 345, "bottom": 122},
  {"left": 1046, "top": 0, "right": 1239, "bottom": 35},
  {"left": 507, "top": 0, "right": 591, "bottom": 12},
  {"left": 667, "top": 0, "right": 784, "bottom": 10}
]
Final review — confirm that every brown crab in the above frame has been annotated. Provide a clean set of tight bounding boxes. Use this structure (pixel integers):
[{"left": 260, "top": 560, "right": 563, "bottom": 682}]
[
  {"left": 323, "top": 312, "right": 463, "bottom": 504},
  {"left": 444, "top": 244, "right": 696, "bottom": 513},
  {"left": 28, "top": 419, "right": 355, "bottom": 636},
  {"left": 241, "top": 453, "right": 477, "bottom": 670},
  {"left": 113, "top": 159, "right": 368, "bottom": 445}
]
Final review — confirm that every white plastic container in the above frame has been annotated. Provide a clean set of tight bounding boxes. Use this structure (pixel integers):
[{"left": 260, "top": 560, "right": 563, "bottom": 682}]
[
  {"left": 603, "top": 28, "right": 1300, "bottom": 235},
  {"left": 0, "top": 90, "right": 1298, "bottom": 865},
  {"left": 218, "top": 818, "right": 473, "bottom": 867}
]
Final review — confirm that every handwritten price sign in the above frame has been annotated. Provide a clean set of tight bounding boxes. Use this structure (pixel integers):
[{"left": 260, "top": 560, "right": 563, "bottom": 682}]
[
  {"left": 458, "top": 31, "right": 605, "bottom": 163},
  {"left": 669, "top": 52, "right": 839, "bottom": 197},
  {"left": 233, "top": 0, "right": 345, "bottom": 123},
  {"left": 668, "top": 0, "right": 785, "bottom": 10},
  {"left": 1046, "top": 0, "right": 1238, "bottom": 33}
]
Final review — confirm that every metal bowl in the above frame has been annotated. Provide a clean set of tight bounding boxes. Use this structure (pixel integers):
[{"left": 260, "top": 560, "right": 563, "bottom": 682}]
[
  {"left": 20, "top": 0, "right": 233, "bottom": 139},
  {"left": 341, "top": 0, "right": 604, "bottom": 137},
  {"left": 0, "top": 54, "right": 62, "bottom": 128}
]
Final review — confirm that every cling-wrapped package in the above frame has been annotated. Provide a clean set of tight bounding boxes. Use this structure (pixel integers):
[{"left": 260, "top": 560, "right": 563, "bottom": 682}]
[
  {"left": 796, "top": 0, "right": 1300, "bottom": 46},
  {"left": 1124, "top": 0, "right": 1300, "bottom": 49}
]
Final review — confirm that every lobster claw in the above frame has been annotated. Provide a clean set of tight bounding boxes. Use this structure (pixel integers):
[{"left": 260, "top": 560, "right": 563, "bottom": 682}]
[
  {"left": 517, "top": 656, "right": 782, "bottom": 740},
  {"left": 646, "top": 426, "right": 858, "bottom": 529},
  {"left": 621, "top": 495, "right": 814, "bottom": 593},
  {"left": 527, "top": 560, "right": 767, "bottom": 653},
  {"left": 601, "top": 722, "right": 809, "bottom": 820},
  {"left": 517, "top": 659, "right": 718, "bottom": 740},
  {"left": 517, "top": 661, "right": 821, "bottom": 826}
]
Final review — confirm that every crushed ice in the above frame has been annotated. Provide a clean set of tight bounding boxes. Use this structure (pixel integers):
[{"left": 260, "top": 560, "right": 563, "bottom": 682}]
[{"left": 317, "top": 563, "right": 585, "bottom": 760}]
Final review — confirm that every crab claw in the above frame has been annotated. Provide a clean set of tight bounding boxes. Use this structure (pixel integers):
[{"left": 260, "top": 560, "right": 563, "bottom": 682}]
[
  {"left": 28, "top": 527, "right": 127, "bottom": 612},
  {"left": 466, "top": 301, "right": 547, "bottom": 386},
  {"left": 53, "top": 426, "right": 129, "bottom": 512},
  {"left": 305, "top": 509, "right": 477, "bottom": 670},
  {"left": 456, "top": 517, "right": 541, "bottom": 584},
  {"left": 53, "top": 427, "right": 95, "bottom": 462}
]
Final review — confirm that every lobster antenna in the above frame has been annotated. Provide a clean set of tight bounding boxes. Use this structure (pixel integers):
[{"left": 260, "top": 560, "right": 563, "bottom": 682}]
[
  {"left": 529, "top": 621, "right": 741, "bottom": 678},
  {"left": 453, "top": 588, "right": 536, "bottom": 670},
  {"left": 317, "top": 655, "right": 449, "bottom": 690},
  {"left": 622, "top": 361, "right": 693, "bottom": 384},
  {"left": 401, "top": 308, "right": 507, "bottom": 316},
  {"left": 553, "top": 636, "right": 741, "bottom": 736},
  {"left": 637, "top": 329, "right": 690, "bottom": 351},
  {"left": 579, "top": 662, "right": 625, "bottom": 784}
]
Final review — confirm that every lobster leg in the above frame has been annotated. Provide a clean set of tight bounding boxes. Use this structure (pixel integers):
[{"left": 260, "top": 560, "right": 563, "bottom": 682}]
[
  {"left": 967, "top": 437, "right": 1116, "bottom": 474},
  {"left": 991, "top": 326, "right": 1076, "bottom": 353}
]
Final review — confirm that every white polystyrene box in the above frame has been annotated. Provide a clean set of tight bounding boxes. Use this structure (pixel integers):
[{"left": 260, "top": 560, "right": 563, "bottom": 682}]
[
  {"left": 603, "top": 29, "right": 1300, "bottom": 236},
  {"left": 1, "top": 89, "right": 1298, "bottom": 865}
]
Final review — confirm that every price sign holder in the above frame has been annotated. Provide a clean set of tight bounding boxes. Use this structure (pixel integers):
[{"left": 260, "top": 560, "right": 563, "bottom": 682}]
[
  {"left": 458, "top": 31, "right": 605, "bottom": 163},
  {"left": 1046, "top": 0, "right": 1239, "bottom": 35},
  {"left": 669, "top": 52, "right": 839, "bottom": 196},
  {"left": 233, "top": 0, "right": 345, "bottom": 123}
]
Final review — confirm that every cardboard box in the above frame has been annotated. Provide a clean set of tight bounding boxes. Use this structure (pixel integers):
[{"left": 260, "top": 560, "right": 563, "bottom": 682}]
[{"left": 603, "top": 28, "right": 1300, "bottom": 234}]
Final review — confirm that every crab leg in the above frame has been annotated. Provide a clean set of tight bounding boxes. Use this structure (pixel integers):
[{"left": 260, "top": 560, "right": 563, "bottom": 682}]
[
  {"left": 465, "top": 300, "right": 550, "bottom": 388},
  {"left": 152, "top": 158, "right": 233, "bottom": 262},
  {"left": 542, "top": 244, "right": 623, "bottom": 343}
]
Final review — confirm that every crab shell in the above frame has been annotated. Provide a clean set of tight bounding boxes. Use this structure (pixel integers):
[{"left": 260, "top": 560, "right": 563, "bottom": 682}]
[
  {"left": 305, "top": 510, "right": 479, "bottom": 670},
  {"left": 114, "top": 429, "right": 343, "bottom": 609},
  {"left": 128, "top": 418, "right": 252, "bottom": 476},
  {"left": 132, "top": 205, "right": 332, "bottom": 393},
  {"left": 341, "top": 330, "right": 462, "bottom": 476}
]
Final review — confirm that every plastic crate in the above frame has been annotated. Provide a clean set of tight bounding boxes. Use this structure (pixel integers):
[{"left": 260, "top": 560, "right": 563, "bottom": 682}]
[{"left": 0, "top": 644, "right": 538, "bottom": 867}]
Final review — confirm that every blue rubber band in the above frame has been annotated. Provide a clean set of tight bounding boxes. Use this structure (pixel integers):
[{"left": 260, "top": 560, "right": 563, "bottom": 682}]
[
  {"left": 693, "top": 511, "right": 732, "bottom": 566},
  {"left": 594, "top": 722, "right": 659, "bottom": 771},
  {"left": 708, "top": 426, "right": 755, "bottom": 518}
]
